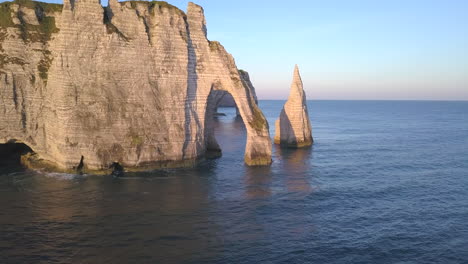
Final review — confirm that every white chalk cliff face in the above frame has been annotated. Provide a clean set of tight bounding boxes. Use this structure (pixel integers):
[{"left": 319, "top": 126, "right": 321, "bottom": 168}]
[
  {"left": 274, "top": 65, "right": 313, "bottom": 148},
  {"left": 0, "top": 0, "right": 272, "bottom": 172}
]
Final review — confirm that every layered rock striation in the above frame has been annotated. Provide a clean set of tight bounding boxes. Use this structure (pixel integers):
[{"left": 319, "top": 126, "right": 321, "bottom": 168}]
[
  {"left": 0, "top": 0, "right": 272, "bottom": 173},
  {"left": 274, "top": 65, "right": 313, "bottom": 148}
]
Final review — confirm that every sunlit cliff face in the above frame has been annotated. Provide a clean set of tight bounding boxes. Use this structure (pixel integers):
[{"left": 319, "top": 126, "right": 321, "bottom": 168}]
[{"left": 0, "top": 0, "right": 271, "bottom": 173}]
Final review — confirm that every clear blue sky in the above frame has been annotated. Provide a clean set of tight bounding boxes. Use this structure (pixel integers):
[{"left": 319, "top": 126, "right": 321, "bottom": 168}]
[{"left": 7, "top": 0, "right": 468, "bottom": 100}]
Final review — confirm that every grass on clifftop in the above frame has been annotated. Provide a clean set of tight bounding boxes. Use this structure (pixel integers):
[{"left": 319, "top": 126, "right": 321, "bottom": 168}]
[
  {"left": 0, "top": 0, "right": 60, "bottom": 43},
  {"left": 0, "top": 0, "right": 62, "bottom": 27},
  {"left": 0, "top": 2, "right": 14, "bottom": 27},
  {"left": 14, "top": 0, "right": 62, "bottom": 13},
  {"left": 238, "top": 69, "right": 248, "bottom": 75},
  {"left": 125, "top": 0, "right": 185, "bottom": 16},
  {"left": 209, "top": 41, "right": 223, "bottom": 52}
]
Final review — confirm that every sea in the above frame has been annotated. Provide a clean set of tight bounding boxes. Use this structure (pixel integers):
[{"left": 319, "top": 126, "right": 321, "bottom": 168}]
[{"left": 1, "top": 100, "right": 467, "bottom": 264}]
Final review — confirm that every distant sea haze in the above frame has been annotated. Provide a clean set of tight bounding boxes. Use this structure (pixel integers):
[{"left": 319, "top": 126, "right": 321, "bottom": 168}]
[{"left": 1, "top": 100, "right": 467, "bottom": 263}]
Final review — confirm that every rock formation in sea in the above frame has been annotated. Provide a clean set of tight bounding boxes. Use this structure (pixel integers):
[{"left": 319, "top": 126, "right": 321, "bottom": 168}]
[
  {"left": 274, "top": 65, "right": 313, "bottom": 148},
  {"left": 0, "top": 0, "right": 272, "bottom": 173}
]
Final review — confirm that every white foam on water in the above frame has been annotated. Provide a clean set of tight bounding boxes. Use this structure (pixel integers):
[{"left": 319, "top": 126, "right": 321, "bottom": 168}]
[{"left": 42, "top": 172, "right": 85, "bottom": 180}]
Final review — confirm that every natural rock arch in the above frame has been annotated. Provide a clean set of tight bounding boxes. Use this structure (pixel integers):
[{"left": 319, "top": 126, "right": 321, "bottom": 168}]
[
  {"left": 204, "top": 78, "right": 269, "bottom": 163},
  {"left": 191, "top": 70, "right": 272, "bottom": 166}
]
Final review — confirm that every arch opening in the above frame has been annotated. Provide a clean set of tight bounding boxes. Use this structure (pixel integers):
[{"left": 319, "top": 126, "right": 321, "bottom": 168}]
[
  {"left": 204, "top": 88, "right": 253, "bottom": 161},
  {"left": 204, "top": 89, "right": 226, "bottom": 159},
  {"left": 215, "top": 91, "right": 240, "bottom": 116}
]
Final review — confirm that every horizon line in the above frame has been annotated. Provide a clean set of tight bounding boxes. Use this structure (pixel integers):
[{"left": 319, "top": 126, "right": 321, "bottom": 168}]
[{"left": 256, "top": 99, "right": 468, "bottom": 102}]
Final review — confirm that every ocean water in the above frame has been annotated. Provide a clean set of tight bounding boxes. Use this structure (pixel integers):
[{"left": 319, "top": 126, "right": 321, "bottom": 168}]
[{"left": 1, "top": 100, "right": 467, "bottom": 264}]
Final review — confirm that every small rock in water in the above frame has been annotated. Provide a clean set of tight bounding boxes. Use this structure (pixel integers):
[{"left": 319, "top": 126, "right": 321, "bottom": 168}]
[{"left": 110, "top": 162, "right": 124, "bottom": 177}]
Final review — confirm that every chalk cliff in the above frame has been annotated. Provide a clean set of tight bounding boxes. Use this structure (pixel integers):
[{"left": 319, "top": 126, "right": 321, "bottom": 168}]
[
  {"left": 274, "top": 65, "right": 313, "bottom": 147},
  {"left": 0, "top": 0, "right": 272, "bottom": 173}
]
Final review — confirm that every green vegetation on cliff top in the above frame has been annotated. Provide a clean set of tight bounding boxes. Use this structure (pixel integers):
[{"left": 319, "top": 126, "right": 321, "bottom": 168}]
[
  {"left": 0, "top": 0, "right": 61, "bottom": 43},
  {"left": 238, "top": 69, "right": 248, "bottom": 75},
  {"left": 127, "top": 0, "right": 177, "bottom": 9},
  {"left": 0, "top": 0, "right": 58, "bottom": 82},
  {"left": 125, "top": 1, "right": 185, "bottom": 16},
  {"left": 209, "top": 41, "right": 223, "bottom": 52},
  {"left": 0, "top": 0, "right": 62, "bottom": 27},
  {"left": 0, "top": 2, "right": 15, "bottom": 27},
  {"left": 14, "top": 0, "right": 62, "bottom": 12}
]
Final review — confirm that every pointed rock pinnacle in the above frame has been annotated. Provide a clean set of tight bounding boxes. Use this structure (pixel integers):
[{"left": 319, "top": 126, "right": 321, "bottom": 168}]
[{"left": 274, "top": 65, "right": 313, "bottom": 148}]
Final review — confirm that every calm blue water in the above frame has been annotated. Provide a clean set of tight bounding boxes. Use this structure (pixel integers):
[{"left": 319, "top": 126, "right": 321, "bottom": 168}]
[{"left": 1, "top": 100, "right": 468, "bottom": 263}]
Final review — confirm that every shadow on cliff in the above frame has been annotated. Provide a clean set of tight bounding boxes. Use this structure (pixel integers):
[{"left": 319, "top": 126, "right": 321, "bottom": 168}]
[
  {"left": 182, "top": 23, "right": 201, "bottom": 159},
  {"left": 277, "top": 109, "right": 298, "bottom": 147}
]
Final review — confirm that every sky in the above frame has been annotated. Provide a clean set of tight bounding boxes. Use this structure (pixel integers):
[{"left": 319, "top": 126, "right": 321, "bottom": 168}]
[{"left": 6, "top": 0, "right": 468, "bottom": 100}]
